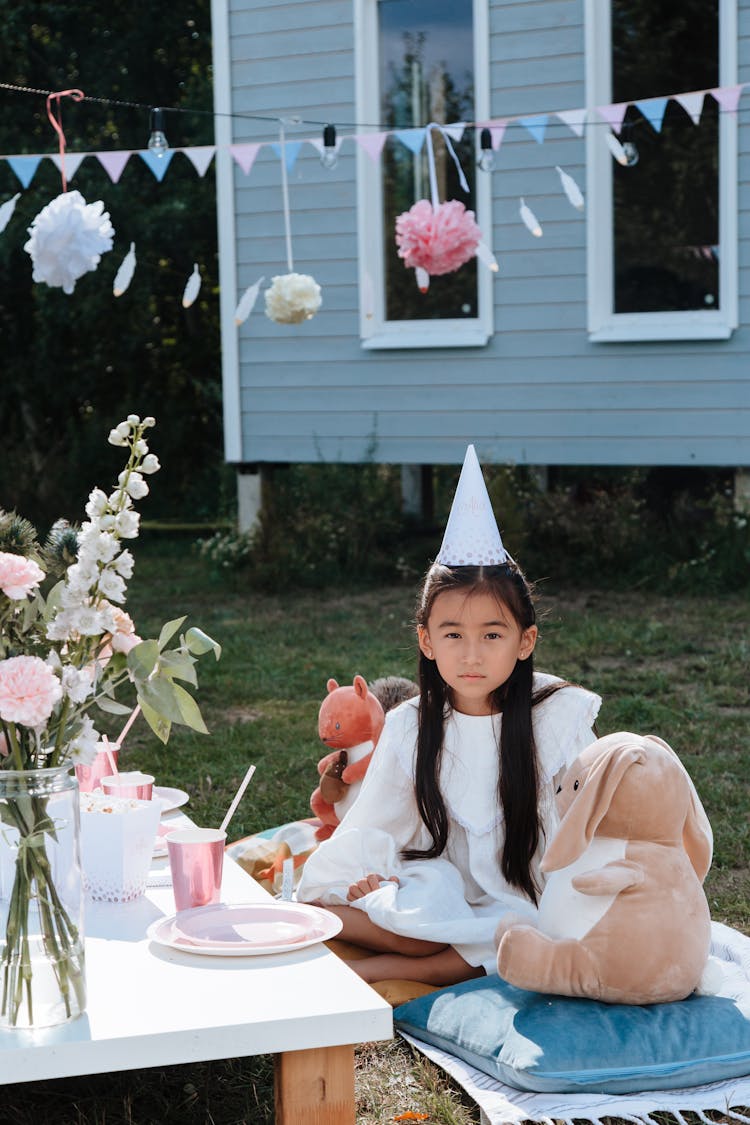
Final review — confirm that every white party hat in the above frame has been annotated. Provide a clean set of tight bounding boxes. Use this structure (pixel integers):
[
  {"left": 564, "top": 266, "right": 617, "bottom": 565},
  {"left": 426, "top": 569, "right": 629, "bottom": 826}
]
[{"left": 436, "top": 445, "right": 509, "bottom": 566}]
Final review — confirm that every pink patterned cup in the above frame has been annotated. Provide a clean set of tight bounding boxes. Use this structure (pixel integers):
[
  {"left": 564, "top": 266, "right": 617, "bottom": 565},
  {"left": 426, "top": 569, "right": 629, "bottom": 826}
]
[
  {"left": 166, "top": 828, "right": 226, "bottom": 912},
  {"left": 75, "top": 747, "right": 120, "bottom": 793},
  {"left": 101, "top": 771, "right": 154, "bottom": 801}
]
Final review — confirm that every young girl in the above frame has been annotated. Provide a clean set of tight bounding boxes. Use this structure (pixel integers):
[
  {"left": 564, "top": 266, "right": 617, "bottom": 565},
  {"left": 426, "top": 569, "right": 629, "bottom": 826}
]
[{"left": 297, "top": 448, "right": 601, "bottom": 988}]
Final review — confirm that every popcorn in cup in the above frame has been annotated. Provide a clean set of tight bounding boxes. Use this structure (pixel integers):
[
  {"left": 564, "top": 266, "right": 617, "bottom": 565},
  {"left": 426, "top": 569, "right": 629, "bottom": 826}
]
[
  {"left": 80, "top": 791, "right": 162, "bottom": 902},
  {"left": 101, "top": 771, "right": 154, "bottom": 801}
]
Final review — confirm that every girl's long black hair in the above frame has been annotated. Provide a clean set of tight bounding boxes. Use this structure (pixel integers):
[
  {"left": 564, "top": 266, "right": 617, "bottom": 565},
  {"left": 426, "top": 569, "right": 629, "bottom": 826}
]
[{"left": 403, "top": 562, "right": 562, "bottom": 905}]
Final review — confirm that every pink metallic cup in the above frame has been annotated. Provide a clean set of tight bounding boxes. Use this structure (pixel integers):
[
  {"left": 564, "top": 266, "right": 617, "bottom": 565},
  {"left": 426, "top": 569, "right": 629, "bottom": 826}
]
[
  {"left": 75, "top": 747, "right": 120, "bottom": 793},
  {"left": 100, "top": 771, "right": 155, "bottom": 801},
  {"left": 166, "top": 828, "right": 226, "bottom": 912}
]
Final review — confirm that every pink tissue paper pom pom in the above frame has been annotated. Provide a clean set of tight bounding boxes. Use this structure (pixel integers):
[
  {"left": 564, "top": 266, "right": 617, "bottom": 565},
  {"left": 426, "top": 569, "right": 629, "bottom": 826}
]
[
  {"left": 394, "top": 199, "right": 481, "bottom": 276},
  {"left": 0, "top": 552, "right": 45, "bottom": 600},
  {"left": 0, "top": 655, "right": 63, "bottom": 729}
]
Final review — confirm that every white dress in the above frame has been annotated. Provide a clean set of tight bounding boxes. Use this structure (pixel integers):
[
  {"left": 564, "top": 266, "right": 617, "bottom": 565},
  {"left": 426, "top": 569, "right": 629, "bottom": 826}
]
[{"left": 296, "top": 673, "right": 602, "bottom": 974}]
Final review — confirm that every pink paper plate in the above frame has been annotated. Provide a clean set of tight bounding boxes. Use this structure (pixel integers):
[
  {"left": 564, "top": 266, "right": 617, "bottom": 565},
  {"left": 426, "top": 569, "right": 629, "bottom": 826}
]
[{"left": 147, "top": 902, "right": 342, "bottom": 957}]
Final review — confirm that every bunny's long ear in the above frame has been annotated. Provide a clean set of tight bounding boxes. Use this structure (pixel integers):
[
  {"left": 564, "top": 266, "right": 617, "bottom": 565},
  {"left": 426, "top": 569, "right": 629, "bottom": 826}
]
[
  {"left": 643, "top": 734, "right": 713, "bottom": 881},
  {"left": 542, "top": 741, "right": 645, "bottom": 872}
]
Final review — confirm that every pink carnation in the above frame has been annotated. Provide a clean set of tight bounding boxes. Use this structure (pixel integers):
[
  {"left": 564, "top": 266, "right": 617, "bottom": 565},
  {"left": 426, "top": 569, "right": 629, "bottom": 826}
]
[
  {"left": 0, "top": 552, "right": 45, "bottom": 600},
  {"left": 394, "top": 199, "right": 481, "bottom": 276},
  {"left": 0, "top": 655, "right": 63, "bottom": 728}
]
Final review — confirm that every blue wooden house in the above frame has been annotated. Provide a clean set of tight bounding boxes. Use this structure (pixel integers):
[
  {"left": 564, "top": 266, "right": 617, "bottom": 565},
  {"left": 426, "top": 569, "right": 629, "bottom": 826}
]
[{"left": 210, "top": 0, "right": 750, "bottom": 525}]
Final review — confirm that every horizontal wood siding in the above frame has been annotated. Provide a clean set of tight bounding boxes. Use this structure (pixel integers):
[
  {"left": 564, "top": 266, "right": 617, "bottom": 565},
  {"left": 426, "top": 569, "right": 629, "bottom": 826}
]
[{"left": 226, "top": 0, "right": 750, "bottom": 468}]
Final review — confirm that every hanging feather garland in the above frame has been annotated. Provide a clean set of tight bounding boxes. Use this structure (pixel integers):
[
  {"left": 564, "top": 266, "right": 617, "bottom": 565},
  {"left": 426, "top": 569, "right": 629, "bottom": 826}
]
[
  {"left": 605, "top": 132, "right": 628, "bottom": 165},
  {"left": 113, "top": 243, "right": 137, "bottom": 296},
  {"left": 0, "top": 193, "right": 20, "bottom": 235},
  {"left": 415, "top": 267, "right": 430, "bottom": 293},
  {"left": 519, "top": 198, "right": 543, "bottom": 238},
  {"left": 475, "top": 241, "right": 499, "bottom": 272},
  {"left": 555, "top": 166, "right": 585, "bottom": 211},
  {"left": 234, "top": 276, "right": 265, "bottom": 326},
  {"left": 182, "top": 263, "right": 202, "bottom": 308}
]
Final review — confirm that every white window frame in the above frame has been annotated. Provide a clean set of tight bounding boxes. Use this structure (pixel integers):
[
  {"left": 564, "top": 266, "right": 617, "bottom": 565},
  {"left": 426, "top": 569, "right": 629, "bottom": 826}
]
[
  {"left": 354, "top": 0, "right": 493, "bottom": 349},
  {"left": 585, "top": 0, "right": 738, "bottom": 342}
]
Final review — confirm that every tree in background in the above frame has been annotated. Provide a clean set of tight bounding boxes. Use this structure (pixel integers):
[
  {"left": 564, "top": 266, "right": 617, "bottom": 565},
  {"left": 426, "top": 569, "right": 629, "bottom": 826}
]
[{"left": 0, "top": 1, "right": 230, "bottom": 529}]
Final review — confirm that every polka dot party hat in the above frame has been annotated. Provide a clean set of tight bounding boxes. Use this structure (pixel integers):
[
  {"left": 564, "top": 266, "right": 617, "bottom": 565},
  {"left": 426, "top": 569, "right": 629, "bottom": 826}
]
[{"left": 436, "top": 444, "right": 509, "bottom": 566}]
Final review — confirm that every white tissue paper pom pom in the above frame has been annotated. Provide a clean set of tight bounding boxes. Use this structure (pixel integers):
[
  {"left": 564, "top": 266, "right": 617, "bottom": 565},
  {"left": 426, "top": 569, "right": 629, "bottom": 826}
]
[
  {"left": 264, "top": 272, "right": 322, "bottom": 325},
  {"left": 24, "top": 190, "right": 114, "bottom": 295}
]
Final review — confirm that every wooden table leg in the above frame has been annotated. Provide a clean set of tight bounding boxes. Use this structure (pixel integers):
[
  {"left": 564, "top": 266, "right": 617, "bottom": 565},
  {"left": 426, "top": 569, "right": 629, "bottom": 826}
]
[{"left": 274, "top": 1044, "right": 355, "bottom": 1125}]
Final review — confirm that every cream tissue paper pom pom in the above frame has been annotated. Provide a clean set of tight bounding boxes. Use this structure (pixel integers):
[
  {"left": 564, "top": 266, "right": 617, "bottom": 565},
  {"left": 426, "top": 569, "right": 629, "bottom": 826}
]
[
  {"left": 264, "top": 272, "right": 322, "bottom": 325},
  {"left": 24, "top": 190, "right": 115, "bottom": 295}
]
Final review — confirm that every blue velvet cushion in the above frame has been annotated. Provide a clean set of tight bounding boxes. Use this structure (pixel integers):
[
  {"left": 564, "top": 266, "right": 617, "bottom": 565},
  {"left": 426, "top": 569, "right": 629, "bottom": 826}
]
[{"left": 394, "top": 974, "right": 750, "bottom": 1094}]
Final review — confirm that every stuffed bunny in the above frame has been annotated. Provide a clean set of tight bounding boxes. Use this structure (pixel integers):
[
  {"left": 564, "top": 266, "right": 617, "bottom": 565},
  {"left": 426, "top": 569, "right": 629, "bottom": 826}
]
[{"left": 496, "top": 731, "right": 713, "bottom": 1004}]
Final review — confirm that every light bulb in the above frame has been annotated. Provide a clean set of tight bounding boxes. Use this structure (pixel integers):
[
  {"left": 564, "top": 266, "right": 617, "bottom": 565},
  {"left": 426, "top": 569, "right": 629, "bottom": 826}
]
[
  {"left": 621, "top": 140, "right": 639, "bottom": 166},
  {"left": 478, "top": 127, "right": 494, "bottom": 173},
  {"left": 320, "top": 123, "right": 338, "bottom": 169},
  {"left": 148, "top": 107, "right": 169, "bottom": 157}
]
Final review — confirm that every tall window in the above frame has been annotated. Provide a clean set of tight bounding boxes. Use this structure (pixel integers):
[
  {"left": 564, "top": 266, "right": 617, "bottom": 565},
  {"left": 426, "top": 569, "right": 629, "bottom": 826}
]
[
  {"left": 355, "top": 0, "right": 492, "bottom": 348},
  {"left": 586, "top": 0, "right": 737, "bottom": 340}
]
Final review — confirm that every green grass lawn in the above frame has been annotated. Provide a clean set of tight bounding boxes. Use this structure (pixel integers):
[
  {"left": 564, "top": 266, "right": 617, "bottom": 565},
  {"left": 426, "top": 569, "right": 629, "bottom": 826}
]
[{"left": 4, "top": 541, "right": 749, "bottom": 1124}]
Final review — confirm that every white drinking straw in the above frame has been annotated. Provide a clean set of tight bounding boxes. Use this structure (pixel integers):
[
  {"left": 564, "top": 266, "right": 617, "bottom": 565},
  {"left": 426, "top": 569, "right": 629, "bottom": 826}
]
[{"left": 219, "top": 764, "right": 256, "bottom": 835}]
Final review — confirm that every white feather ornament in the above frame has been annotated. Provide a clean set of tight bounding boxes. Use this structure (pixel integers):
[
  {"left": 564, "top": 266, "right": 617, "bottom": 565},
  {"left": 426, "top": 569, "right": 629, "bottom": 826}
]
[
  {"left": 475, "top": 241, "right": 499, "bottom": 272},
  {"left": 605, "top": 132, "right": 628, "bottom": 165},
  {"left": 0, "top": 193, "right": 20, "bottom": 235},
  {"left": 555, "top": 166, "right": 585, "bottom": 211},
  {"left": 519, "top": 198, "right": 543, "bottom": 238},
  {"left": 113, "top": 243, "right": 137, "bottom": 297},
  {"left": 234, "top": 276, "right": 265, "bottom": 326},
  {"left": 182, "top": 263, "right": 202, "bottom": 308},
  {"left": 415, "top": 267, "right": 430, "bottom": 293},
  {"left": 24, "top": 190, "right": 114, "bottom": 294}
]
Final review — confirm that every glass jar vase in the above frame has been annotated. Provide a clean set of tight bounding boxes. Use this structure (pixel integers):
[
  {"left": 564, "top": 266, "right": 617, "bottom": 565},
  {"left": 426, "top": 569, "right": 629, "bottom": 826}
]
[{"left": 0, "top": 765, "right": 86, "bottom": 1029}]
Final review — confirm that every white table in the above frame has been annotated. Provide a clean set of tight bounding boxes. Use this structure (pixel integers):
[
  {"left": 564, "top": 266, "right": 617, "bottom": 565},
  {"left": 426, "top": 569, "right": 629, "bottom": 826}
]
[{"left": 0, "top": 815, "right": 393, "bottom": 1124}]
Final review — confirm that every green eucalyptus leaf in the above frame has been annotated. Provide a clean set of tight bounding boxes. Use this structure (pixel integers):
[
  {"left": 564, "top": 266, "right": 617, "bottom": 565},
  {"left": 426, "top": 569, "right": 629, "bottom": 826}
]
[
  {"left": 127, "top": 639, "right": 159, "bottom": 683},
  {"left": 172, "top": 682, "right": 209, "bottom": 734},
  {"left": 184, "top": 627, "right": 221, "bottom": 660},
  {"left": 158, "top": 616, "right": 187, "bottom": 652},
  {"left": 94, "top": 696, "right": 133, "bottom": 716},
  {"left": 139, "top": 678, "right": 184, "bottom": 725},
  {"left": 157, "top": 650, "right": 198, "bottom": 686},
  {"left": 138, "top": 694, "right": 171, "bottom": 744}
]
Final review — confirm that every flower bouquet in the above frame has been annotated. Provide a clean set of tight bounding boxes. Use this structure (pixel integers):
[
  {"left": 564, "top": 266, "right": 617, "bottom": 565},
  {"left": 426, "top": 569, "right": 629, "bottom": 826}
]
[{"left": 0, "top": 415, "right": 220, "bottom": 1028}]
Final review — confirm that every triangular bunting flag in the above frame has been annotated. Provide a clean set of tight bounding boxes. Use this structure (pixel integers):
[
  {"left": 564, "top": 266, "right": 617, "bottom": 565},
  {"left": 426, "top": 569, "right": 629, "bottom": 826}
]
[
  {"left": 595, "top": 102, "right": 629, "bottom": 133},
  {"left": 354, "top": 131, "right": 388, "bottom": 162},
  {"left": 139, "top": 150, "right": 175, "bottom": 181},
  {"left": 674, "top": 91, "right": 705, "bottom": 125},
  {"left": 556, "top": 108, "right": 587, "bottom": 136},
  {"left": 442, "top": 122, "right": 467, "bottom": 143},
  {"left": 710, "top": 84, "right": 745, "bottom": 113},
  {"left": 518, "top": 114, "right": 548, "bottom": 144},
  {"left": 6, "top": 156, "right": 41, "bottom": 188},
  {"left": 634, "top": 96, "right": 669, "bottom": 132},
  {"left": 96, "top": 151, "right": 132, "bottom": 183},
  {"left": 394, "top": 128, "right": 426, "bottom": 154},
  {"left": 181, "top": 146, "right": 215, "bottom": 176},
  {"left": 480, "top": 120, "right": 507, "bottom": 150},
  {"left": 230, "top": 143, "right": 261, "bottom": 175},
  {"left": 50, "top": 153, "right": 87, "bottom": 182},
  {"left": 270, "top": 140, "right": 302, "bottom": 173}
]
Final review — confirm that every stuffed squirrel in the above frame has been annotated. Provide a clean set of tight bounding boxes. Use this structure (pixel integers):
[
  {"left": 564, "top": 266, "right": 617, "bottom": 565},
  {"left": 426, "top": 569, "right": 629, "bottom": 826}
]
[
  {"left": 310, "top": 675, "right": 417, "bottom": 842},
  {"left": 495, "top": 731, "right": 713, "bottom": 1005}
]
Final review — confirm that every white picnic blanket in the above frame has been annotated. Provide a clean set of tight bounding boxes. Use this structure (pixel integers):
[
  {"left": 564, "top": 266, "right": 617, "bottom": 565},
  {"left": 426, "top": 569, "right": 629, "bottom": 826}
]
[{"left": 401, "top": 921, "right": 750, "bottom": 1125}]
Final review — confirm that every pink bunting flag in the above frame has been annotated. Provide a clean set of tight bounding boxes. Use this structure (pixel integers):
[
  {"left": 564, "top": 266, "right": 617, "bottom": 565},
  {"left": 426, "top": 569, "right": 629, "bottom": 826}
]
[
  {"left": 96, "top": 151, "right": 132, "bottom": 184},
  {"left": 595, "top": 102, "right": 630, "bottom": 133},
  {"left": 710, "top": 84, "right": 745, "bottom": 113},
  {"left": 479, "top": 120, "right": 507, "bottom": 150},
  {"left": 230, "top": 143, "right": 261, "bottom": 175},
  {"left": 556, "top": 108, "right": 587, "bottom": 137},
  {"left": 355, "top": 131, "right": 388, "bottom": 162},
  {"left": 182, "top": 146, "right": 216, "bottom": 176}
]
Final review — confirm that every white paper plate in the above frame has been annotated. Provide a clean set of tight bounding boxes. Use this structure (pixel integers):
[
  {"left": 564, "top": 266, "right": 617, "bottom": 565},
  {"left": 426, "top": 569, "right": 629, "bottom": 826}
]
[
  {"left": 147, "top": 902, "right": 342, "bottom": 957},
  {"left": 154, "top": 786, "right": 190, "bottom": 813}
]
